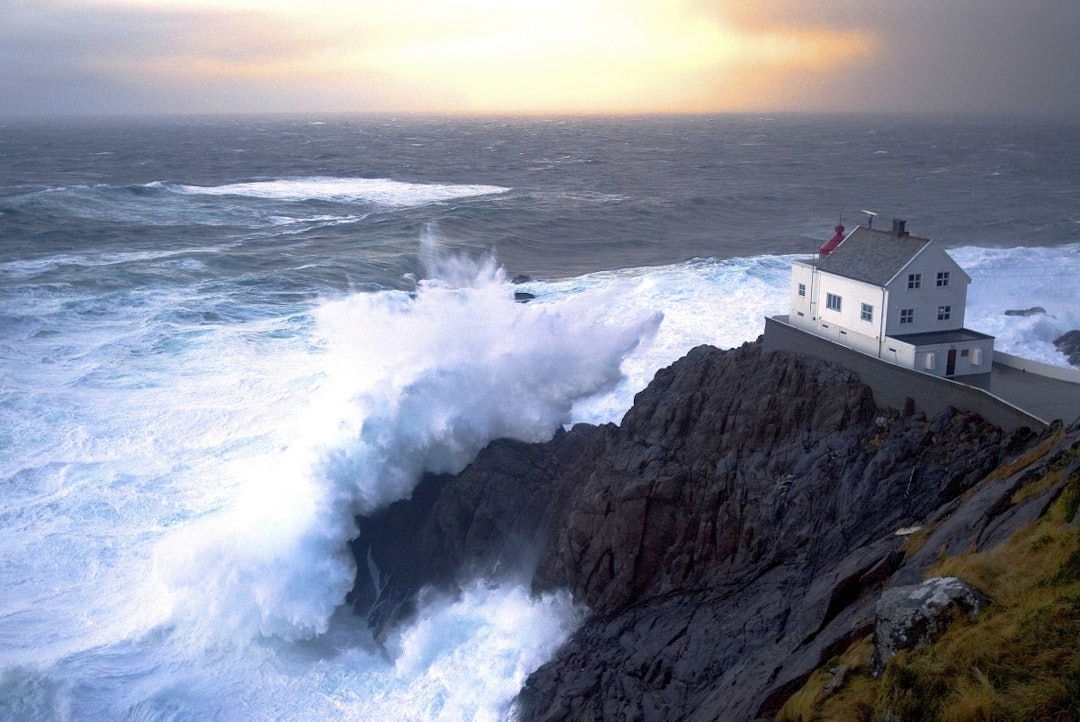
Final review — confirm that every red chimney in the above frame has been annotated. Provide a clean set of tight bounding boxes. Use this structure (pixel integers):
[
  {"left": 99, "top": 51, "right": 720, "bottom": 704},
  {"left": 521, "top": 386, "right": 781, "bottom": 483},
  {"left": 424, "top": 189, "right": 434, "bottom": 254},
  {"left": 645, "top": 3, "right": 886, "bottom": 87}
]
[{"left": 819, "top": 224, "right": 845, "bottom": 256}]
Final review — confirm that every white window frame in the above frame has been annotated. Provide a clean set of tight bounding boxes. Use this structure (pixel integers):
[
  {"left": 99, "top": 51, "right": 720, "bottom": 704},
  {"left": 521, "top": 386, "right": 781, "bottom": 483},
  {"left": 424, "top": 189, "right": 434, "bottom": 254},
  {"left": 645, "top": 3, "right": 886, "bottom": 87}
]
[
  {"left": 861, "top": 303, "right": 873, "bottom": 322},
  {"left": 937, "top": 305, "right": 951, "bottom": 321},
  {"left": 908, "top": 273, "right": 921, "bottom": 289},
  {"left": 900, "top": 308, "right": 915, "bottom": 325},
  {"left": 936, "top": 271, "right": 950, "bottom": 287},
  {"left": 826, "top": 293, "right": 842, "bottom": 312}
]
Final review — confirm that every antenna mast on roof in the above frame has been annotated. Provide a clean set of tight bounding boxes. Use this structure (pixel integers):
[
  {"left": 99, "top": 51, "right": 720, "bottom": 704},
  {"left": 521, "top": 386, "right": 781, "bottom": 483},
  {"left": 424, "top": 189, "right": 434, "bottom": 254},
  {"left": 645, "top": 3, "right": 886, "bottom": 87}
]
[{"left": 861, "top": 209, "right": 877, "bottom": 229}]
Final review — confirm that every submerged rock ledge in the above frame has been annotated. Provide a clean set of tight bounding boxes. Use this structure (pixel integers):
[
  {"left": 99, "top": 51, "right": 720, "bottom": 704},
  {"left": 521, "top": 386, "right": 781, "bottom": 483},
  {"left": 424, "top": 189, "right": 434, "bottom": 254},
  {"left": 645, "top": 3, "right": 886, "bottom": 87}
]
[{"left": 348, "top": 339, "right": 1077, "bottom": 720}]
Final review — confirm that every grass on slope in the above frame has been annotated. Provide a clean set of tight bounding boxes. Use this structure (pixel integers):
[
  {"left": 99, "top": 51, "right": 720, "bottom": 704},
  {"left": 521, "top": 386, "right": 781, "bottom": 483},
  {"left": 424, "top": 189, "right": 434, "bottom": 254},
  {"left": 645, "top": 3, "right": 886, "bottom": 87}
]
[{"left": 779, "top": 441, "right": 1080, "bottom": 722}]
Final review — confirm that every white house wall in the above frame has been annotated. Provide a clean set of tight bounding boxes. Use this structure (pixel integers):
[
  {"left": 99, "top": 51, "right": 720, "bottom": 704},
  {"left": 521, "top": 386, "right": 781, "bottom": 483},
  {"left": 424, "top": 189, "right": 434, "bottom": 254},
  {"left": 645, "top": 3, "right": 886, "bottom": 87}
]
[
  {"left": 812, "top": 273, "right": 886, "bottom": 349},
  {"left": 822, "top": 323, "right": 880, "bottom": 356},
  {"left": 789, "top": 261, "right": 816, "bottom": 330},
  {"left": 961, "top": 339, "right": 995, "bottom": 375},
  {"left": 884, "top": 336, "right": 995, "bottom": 378},
  {"left": 881, "top": 339, "right": 918, "bottom": 369},
  {"left": 883, "top": 245, "right": 969, "bottom": 336}
]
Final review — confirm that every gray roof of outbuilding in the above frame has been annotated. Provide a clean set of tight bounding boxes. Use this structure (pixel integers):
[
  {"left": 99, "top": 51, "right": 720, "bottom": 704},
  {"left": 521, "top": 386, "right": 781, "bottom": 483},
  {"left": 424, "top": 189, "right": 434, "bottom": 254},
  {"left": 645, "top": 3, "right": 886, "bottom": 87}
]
[
  {"left": 889, "top": 328, "right": 995, "bottom": 346},
  {"left": 816, "top": 226, "right": 930, "bottom": 286}
]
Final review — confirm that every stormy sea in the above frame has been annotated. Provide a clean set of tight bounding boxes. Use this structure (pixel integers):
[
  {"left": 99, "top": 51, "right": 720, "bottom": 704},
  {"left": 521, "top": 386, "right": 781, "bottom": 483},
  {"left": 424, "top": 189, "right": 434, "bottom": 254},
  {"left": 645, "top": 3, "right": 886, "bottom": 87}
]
[{"left": 1, "top": 114, "right": 1078, "bottom": 720}]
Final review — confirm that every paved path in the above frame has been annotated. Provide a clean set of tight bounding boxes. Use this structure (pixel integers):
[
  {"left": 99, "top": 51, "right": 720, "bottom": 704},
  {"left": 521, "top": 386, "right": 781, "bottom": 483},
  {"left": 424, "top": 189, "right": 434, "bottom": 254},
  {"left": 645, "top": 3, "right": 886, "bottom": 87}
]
[{"left": 978, "top": 363, "right": 1080, "bottom": 426}]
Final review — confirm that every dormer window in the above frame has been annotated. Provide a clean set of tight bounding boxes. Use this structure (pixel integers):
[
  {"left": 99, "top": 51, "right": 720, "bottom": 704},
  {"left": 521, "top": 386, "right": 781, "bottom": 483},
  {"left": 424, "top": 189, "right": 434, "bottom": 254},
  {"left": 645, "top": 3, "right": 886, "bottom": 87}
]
[
  {"left": 936, "top": 271, "right": 950, "bottom": 287},
  {"left": 908, "top": 273, "right": 921, "bottom": 289}
]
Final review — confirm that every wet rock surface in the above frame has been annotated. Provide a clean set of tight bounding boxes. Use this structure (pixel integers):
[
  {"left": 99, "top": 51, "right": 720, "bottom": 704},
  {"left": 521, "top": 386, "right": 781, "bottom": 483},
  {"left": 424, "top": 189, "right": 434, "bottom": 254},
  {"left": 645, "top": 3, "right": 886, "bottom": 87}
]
[
  {"left": 1055, "top": 329, "right": 1080, "bottom": 367},
  {"left": 1004, "top": 306, "right": 1047, "bottom": 317}
]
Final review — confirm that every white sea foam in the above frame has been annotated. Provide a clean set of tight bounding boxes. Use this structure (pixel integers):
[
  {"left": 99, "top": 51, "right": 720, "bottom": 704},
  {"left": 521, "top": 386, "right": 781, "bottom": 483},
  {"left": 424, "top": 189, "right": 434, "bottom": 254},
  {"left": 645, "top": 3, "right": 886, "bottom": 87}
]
[
  {"left": 152, "top": 237, "right": 661, "bottom": 645},
  {"left": 167, "top": 176, "right": 510, "bottom": 207},
  {"left": 952, "top": 243, "right": 1080, "bottom": 365},
  {"left": 0, "top": 238, "right": 653, "bottom": 717},
  {"left": 0, "top": 245, "right": 229, "bottom": 279},
  {"left": 525, "top": 256, "right": 794, "bottom": 424},
  {"left": 372, "top": 584, "right": 581, "bottom": 720}
]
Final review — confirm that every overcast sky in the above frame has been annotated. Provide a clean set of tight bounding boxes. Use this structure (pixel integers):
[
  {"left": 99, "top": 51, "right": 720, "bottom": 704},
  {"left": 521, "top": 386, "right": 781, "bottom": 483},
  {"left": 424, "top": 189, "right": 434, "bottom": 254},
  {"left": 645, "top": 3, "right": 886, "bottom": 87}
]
[{"left": 2, "top": 0, "right": 1078, "bottom": 118}]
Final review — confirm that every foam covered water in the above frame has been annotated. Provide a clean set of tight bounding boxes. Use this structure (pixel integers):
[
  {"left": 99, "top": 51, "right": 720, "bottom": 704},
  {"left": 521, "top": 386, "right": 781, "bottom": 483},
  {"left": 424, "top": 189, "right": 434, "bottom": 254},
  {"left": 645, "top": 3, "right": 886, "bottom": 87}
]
[
  {"left": 166, "top": 176, "right": 510, "bottom": 206},
  {"left": 152, "top": 240, "right": 661, "bottom": 646},
  {"left": 953, "top": 244, "right": 1080, "bottom": 365},
  {"left": 0, "top": 239, "right": 658, "bottom": 719}
]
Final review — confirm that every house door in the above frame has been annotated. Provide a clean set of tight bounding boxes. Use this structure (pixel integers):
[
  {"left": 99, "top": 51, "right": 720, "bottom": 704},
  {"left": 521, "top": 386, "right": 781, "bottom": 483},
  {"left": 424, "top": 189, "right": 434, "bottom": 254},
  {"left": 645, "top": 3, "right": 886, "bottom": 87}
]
[{"left": 946, "top": 349, "right": 957, "bottom": 376}]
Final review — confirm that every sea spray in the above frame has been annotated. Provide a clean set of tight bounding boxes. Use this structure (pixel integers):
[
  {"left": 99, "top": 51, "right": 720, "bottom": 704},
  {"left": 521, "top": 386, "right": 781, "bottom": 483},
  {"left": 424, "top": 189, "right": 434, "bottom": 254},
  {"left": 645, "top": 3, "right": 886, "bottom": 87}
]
[
  {"left": 534, "top": 256, "right": 794, "bottom": 424},
  {"left": 953, "top": 244, "right": 1080, "bottom": 365},
  {"left": 377, "top": 583, "right": 582, "bottom": 721},
  {"left": 153, "top": 245, "right": 662, "bottom": 643}
]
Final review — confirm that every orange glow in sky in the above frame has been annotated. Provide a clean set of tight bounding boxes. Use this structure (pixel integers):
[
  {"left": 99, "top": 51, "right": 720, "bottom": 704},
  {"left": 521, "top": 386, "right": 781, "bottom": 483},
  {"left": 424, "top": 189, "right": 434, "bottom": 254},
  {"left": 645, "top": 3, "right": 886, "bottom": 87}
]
[
  {"left": 68, "top": 0, "right": 876, "bottom": 114},
  {"left": 5, "top": 0, "right": 1078, "bottom": 117}
]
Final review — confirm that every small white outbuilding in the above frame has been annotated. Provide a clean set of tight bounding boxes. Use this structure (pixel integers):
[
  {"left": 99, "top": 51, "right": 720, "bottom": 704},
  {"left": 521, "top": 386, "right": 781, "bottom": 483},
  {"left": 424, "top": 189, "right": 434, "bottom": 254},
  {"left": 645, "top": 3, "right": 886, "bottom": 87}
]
[{"left": 788, "top": 219, "right": 994, "bottom": 378}]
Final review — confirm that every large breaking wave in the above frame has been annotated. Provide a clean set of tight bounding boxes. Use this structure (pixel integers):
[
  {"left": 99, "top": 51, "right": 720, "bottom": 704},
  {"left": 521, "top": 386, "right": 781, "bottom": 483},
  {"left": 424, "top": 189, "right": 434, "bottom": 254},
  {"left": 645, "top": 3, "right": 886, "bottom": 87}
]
[{"left": 154, "top": 233, "right": 661, "bottom": 643}]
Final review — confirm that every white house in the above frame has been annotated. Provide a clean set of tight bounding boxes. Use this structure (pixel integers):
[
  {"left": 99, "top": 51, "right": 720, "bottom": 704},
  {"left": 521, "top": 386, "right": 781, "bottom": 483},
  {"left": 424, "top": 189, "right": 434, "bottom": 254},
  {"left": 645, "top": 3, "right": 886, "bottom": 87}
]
[{"left": 788, "top": 219, "right": 994, "bottom": 378}]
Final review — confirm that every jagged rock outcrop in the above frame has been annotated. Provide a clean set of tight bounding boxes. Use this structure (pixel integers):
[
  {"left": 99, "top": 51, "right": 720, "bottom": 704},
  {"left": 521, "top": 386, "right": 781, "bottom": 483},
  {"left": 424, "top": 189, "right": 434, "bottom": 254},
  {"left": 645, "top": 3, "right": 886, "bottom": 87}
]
[
  {"left": 348, "top": 340, "right": 1067, "bottom": 720},
  {"left": 1055, "top": 329, "right": 1080, "bottom": 367},
  {"left": 1004, "top": 306, "right": 1047, "bottom": 317}
]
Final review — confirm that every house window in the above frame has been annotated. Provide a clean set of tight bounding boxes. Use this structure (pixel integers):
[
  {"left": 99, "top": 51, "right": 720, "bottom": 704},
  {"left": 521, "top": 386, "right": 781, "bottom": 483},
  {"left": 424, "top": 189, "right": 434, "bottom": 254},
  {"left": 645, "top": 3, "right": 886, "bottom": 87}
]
[
  {"left": 961, "top": 349, "right": 970, "bottom": 357},
  {"left": 937, "top": 271, "right": 950, "bottom": 287},
  {"left": 798, "top": 283, "right": 806, "bottom": 297},
  {"left": 900, "top": 308, "right": 915, "bottom": 325},
  {"left": 908, "top": 273, "right": 921, "bottom": 289},
  {"left": 826, "top": 293, "right": 842, "bottom": 311},
  {"left": 861, "top": 303, "right": 873, "bottom": 322},
  {"left": 937, "top": 305, "right": 951, "bottom": 321}
]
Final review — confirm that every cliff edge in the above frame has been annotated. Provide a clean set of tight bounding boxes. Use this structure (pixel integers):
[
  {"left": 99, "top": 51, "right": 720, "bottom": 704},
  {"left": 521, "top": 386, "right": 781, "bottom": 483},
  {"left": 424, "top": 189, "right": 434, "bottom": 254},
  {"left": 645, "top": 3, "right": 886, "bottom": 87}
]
[{"left": 348, "top": 340, "right": 1077, "bottom": 719}]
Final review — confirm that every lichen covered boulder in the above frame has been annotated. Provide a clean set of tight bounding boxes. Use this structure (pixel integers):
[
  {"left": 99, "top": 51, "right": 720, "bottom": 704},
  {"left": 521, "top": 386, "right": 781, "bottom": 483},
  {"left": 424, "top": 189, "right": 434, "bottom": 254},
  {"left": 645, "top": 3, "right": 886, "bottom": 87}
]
[{"left": 871, "top": 576, "right": 988, "bottom": 676}]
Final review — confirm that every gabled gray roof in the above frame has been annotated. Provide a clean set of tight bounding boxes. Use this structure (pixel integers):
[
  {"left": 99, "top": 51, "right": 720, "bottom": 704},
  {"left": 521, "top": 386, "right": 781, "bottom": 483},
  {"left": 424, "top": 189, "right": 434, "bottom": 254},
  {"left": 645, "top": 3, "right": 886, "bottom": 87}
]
[{"left": 816, "top": 226, "right": 931, "bottom": 286}]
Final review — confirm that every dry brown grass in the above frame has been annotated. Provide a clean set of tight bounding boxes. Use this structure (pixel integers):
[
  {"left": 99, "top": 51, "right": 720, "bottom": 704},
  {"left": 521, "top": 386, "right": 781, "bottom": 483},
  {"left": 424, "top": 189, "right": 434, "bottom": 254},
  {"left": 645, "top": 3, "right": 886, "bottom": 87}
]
[
  {"left": 775, "top": 463, "right": 1080, "bottom": 721},
  {"left": 986, "top": 427, "right": 1065, "bottom": 482},
  {"left": 776, "top": 638, "right": 874, "bottom": 722}
]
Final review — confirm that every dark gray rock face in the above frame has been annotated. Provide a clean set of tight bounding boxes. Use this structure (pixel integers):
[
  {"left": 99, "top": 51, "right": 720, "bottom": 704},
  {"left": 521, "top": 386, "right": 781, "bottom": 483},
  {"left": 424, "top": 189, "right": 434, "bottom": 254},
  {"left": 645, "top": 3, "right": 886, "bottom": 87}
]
[
  {"left": 870, "top": 577, "right": 988, "bottom": 676},
  {"left": 348, "top": 426, "right": 608, "bottom": 639},
  {"left": 1004, "top": 306, "right": 1047, "bottom": 317},
  {"left": 1055, "top": 329, "right": 1080, "bottom": 367},
  {"left": 348, "top": 341, "right": 1063, "bottom": 719}
]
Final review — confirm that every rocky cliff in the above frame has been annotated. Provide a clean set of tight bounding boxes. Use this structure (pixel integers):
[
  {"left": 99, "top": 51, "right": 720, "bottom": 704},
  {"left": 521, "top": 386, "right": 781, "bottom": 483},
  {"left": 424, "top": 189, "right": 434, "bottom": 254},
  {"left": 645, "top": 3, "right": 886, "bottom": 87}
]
[{"left": 348, "top": 340, "right": 1078, "bottom": 719}]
